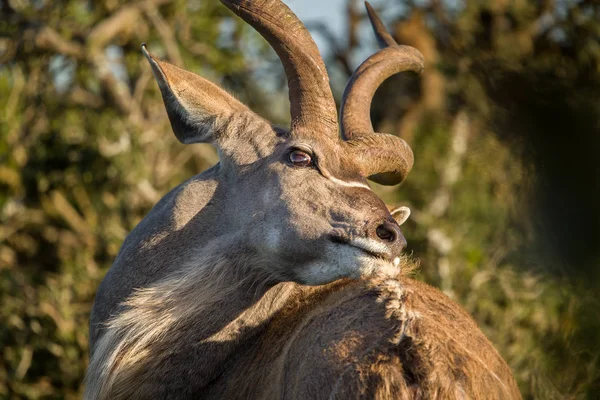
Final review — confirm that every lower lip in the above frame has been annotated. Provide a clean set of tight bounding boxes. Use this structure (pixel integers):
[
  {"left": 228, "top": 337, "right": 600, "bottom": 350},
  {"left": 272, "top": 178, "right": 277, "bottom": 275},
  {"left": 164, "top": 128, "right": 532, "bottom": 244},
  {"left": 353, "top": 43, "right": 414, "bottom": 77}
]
[{"left": 351, "top": 245, "right": 388, "bottom": 260}]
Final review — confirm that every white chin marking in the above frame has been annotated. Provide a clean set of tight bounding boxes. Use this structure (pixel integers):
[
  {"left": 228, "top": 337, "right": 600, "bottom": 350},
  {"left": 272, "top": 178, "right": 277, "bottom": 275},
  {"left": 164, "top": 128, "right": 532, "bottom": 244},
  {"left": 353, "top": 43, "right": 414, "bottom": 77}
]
[
  {"left": 350, "top": 237, "right": 391, "bottom": 258},
  {"left": 295, "top": 244, "right": 399, "bottom": 285},
  {"left": 327, "top": 176, "right": 371, "bottom": 190}
]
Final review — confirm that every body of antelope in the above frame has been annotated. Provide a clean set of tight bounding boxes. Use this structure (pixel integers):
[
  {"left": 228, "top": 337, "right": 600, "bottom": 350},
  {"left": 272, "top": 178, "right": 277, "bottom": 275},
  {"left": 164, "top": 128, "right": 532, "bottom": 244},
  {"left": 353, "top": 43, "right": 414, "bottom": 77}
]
[{"left": 85, "top": 1, "right": 521, "bottom": 398}]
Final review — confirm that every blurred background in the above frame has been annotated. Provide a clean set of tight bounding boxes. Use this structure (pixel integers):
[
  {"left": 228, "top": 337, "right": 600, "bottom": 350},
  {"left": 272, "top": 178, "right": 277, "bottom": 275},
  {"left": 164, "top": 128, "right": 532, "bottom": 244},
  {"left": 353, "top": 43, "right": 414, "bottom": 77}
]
[{"left": 1, "top": 0, "right": 599, "bottom": 398}]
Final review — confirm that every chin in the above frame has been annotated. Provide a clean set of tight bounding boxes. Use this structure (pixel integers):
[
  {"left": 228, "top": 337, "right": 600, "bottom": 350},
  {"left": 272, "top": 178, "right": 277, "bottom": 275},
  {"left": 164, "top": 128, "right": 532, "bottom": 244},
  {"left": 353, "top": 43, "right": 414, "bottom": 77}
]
[{"left": 293, "top": 247, "right": 401, "bottom": 286}]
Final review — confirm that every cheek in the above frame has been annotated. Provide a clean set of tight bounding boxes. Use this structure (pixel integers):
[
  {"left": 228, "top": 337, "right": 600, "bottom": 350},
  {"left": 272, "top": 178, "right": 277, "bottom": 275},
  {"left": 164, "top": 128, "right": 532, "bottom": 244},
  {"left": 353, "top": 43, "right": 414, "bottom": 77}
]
[
  {"left": 283, "top": 181, "right": 329, "bottom": 217},
  {"left": 255, "top": 174, "right": 334, "bottom": 253}
]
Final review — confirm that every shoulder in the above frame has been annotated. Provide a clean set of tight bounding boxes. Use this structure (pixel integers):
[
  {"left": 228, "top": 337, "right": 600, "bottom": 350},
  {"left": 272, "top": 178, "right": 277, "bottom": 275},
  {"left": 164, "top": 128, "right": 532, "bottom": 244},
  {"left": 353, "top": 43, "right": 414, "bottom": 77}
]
[{"left": 279, "top": 276, "right": 521, "bottom": 399}]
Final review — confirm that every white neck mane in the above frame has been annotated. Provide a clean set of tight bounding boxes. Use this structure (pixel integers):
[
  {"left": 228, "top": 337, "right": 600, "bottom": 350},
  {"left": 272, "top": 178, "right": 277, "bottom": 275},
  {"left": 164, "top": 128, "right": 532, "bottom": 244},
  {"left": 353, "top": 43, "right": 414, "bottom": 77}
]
[{"left": 85, "top": 246, "right": 295, "bottom": 400}]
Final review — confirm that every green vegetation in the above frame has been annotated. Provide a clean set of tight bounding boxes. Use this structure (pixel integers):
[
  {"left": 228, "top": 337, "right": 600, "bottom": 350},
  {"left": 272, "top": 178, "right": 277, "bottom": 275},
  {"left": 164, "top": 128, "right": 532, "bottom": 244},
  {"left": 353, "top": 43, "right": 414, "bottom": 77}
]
[{"left": 1, "top": 0, "right": 599, "bottom": 398}]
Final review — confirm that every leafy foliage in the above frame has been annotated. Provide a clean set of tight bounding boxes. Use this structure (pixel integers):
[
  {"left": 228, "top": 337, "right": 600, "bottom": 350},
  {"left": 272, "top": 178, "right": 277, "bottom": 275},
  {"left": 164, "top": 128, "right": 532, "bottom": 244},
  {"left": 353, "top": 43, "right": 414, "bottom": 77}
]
[{"left": 1, "top": 0, "right": 599, "bottom": 398}]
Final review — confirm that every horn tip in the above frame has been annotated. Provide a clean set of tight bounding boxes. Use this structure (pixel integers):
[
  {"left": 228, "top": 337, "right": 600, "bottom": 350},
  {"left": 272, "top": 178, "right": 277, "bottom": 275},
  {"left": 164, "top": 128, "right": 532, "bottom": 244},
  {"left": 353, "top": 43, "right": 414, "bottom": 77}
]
[
  {"left": 364, "top": 1, "right": 397, "bottom": 48},
  {"left": 364, "top": 1, "right": 376, "bottom": 19}
]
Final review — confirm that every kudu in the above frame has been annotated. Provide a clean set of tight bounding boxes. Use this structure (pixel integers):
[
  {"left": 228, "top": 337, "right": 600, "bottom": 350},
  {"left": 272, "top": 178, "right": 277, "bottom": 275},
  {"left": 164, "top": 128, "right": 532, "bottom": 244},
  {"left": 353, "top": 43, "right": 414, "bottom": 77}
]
[{"left": 85, "top": 1, "right": 521, "bottom": 398}]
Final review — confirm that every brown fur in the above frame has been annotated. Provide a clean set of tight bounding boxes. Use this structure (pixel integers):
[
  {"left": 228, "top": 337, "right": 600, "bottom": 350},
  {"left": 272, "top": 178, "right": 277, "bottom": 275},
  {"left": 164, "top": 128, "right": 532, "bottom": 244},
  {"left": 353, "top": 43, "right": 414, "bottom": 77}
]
[
  {"left": 86, "top": 1, "right": 521, "bottom": 398},
  {"left": 204, "top": 270, "right": 520, "bottom": 399},
  {"left": 86, "top": 254, "right": 519, "bottom": 399}
]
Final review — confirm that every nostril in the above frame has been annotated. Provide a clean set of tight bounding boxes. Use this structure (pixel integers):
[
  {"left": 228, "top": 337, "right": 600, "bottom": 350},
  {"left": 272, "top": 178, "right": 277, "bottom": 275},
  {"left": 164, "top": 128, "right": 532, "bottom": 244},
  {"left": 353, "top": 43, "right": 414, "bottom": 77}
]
[{"left": 376, "top": 221, "right": 398, "bottom": 243}]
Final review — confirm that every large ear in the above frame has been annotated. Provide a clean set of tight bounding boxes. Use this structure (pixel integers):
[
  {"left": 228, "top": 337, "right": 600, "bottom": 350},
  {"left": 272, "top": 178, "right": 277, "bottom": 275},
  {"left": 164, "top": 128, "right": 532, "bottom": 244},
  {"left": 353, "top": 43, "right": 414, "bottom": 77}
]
[{"left": 142, "top": 44, "right": 252, "bottom": 145}]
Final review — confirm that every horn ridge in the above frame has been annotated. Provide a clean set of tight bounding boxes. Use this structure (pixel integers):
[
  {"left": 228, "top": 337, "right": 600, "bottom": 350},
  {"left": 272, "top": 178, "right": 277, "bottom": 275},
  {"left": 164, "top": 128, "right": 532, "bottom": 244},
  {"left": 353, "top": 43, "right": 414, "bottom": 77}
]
[
  {"left": 340, "top": 3, "right": 424, "bottom": 185},
  {"left": 340, "top": 45, "right": 424, "bottom": 140},
  {"left": 221, "top": 0, "right": 338, "bottom": 137}
]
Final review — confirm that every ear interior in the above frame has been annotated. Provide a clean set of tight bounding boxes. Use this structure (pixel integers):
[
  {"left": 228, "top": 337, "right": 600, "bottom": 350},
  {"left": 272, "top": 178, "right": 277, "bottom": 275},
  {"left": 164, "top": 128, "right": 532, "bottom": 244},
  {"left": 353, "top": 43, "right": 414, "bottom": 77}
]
[
  {"left": 141, "top": 44, "right": 249, "bottom": 145},
  {"left": 390, "top": 206, "right": 411, "bottom": 226}
]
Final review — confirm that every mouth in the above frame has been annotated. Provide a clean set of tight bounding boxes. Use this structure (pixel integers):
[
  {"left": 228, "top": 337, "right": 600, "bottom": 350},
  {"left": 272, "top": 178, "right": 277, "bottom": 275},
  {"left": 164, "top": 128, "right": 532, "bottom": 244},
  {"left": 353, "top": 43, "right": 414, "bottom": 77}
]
[{"left": 329, "top": 232, "right": 400, "bottom": 267}]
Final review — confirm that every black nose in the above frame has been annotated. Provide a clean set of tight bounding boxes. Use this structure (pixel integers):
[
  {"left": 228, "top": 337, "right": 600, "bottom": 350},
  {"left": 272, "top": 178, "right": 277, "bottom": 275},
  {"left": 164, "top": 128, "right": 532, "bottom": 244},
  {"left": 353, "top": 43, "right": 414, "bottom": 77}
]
[{"left": 375, "top": 220, "right": 407, "bottom": 251}]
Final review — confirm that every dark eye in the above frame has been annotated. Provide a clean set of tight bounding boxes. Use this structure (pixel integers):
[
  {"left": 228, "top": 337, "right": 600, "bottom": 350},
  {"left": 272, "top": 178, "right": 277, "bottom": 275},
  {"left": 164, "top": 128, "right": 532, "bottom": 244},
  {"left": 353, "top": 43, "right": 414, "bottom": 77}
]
[{"left": 289, "top": 150, "right": 313, "bottom": 167}]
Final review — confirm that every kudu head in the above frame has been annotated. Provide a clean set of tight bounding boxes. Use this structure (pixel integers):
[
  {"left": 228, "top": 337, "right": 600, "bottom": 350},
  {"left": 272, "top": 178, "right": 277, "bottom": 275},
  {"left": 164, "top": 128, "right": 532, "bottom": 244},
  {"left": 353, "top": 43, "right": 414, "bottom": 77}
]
[{"left": 142, "top": 0, "right": 423, "bottom": 285}]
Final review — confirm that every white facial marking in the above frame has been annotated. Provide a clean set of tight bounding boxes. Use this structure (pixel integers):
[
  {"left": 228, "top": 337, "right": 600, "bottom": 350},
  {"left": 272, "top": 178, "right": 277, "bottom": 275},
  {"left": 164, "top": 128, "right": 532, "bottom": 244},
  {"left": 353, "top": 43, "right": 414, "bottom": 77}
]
[
  {"left": 393, "top": 257, "right": 400, "bottom": 267},
  {"left": 327, "top": 176, "right": 371, "bottom": 190},
  {"left": 295, "top": 242, "right": 399, "bottom": 285},
  {"left": 350, "top": 237, "right": 391, "bottom": 257}
]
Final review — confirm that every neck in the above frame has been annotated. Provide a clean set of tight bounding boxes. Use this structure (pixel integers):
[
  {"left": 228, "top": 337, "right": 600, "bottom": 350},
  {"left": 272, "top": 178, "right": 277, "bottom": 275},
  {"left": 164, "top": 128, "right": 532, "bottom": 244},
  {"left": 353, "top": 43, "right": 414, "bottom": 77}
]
[{"left": 85, "top": 245, "right": 296, "bottom": 400}]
